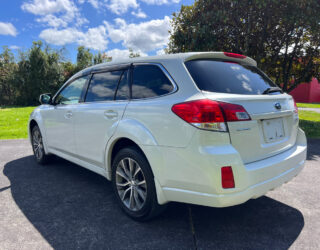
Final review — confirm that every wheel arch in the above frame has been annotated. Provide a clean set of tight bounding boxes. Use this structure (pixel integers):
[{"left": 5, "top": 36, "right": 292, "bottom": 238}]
[
  {"left": 105, "top": 136, "right": 168, "bottom": 205},
  {"left": 28, "top": 116, "right": 49, "bottom": 154},
  {"left": 106, "top": 137, "right": 151, "bottom": 181},
  {"left": 29, "top": 119, "right": 38, "bottom": 134},
  {"left": 104, "top": 118, "right": 159, "bottom": 179}
]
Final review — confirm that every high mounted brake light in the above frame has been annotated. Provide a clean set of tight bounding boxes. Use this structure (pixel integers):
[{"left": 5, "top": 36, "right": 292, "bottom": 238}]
[
  {"left": 223, "top": 52, "right": 246, "bottom": 59},
  {"left": 171, "top": 99, "right": 251, "bottom": 132}
]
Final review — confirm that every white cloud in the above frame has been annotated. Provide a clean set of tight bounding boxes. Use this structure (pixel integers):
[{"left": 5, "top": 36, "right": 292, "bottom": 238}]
[
  {"left": 78, "top": 25, "right": 108, "bottom": 50},
  {"left": 0, "top": 22, "right": 18, "bottom": 36},
  {"left": 39, "top": 25, "right": 108, "bottom": 50},
  {"left": 105, "top": 16, "right": 171, "bottom": 52},
  {"left": 156, "top": 48, "right": 165, "bottom": 55},
  {"left": 39, "top": 27, "right": 82, "bottom": 45},
  {"left": 105, "top": 48, "right": 147, "bottom": 60},
  {"left": 9, "top": 45, "right": 21, "bottom": 50},
  {"left": 141, "top": 0, "right": 180, "bottom": 4},
  {"left": 36, "top": 14, "right": 68, "bottom": 28},
  {"left": 131, "top": 8, "right": 147, "bottom": 18},
  {"left": 107, "top": 0, "right": 138, "bottom": 15},
  {"left": 21, "top": 0, "right": 77, "bottom": 15},
  {"left": 78, "top": 0, "right": 100, "bottom": 9},
  {"left": 21, "top": 0, "right": 87, "bottom": 28},
  {"left": 87, "top": 0, "right": 100, "bottom": 8},
  {"left": 104, "top": 0, "right": 180, "bottom": 16}
]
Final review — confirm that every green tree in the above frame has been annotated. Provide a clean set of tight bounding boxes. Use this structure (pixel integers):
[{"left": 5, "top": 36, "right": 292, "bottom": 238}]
[
  {"left": 93, "top": 52, "right": 112, "bottom": 65},
  {"left": 168, "top": 0, "right": 320, "bottom": 92},
  {"left": 129, "top": 48, "right": 140, "bottom": 58},
  {"left": 0, "top": 46, "right": 17, "bottom": 105},
  {"left": 76, "top": 46, "right": 93, "bottom": 71},
  {"left": 14, "top": 41, "right": 64, "bottom": 105},
  {"left": 61, "top": 61, "right": 76, "bottom": 82}
]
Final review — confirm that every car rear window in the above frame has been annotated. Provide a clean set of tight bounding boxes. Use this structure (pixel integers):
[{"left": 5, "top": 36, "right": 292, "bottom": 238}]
[{"left": 185, "top": 60, "right": 277, "bottom": 95}]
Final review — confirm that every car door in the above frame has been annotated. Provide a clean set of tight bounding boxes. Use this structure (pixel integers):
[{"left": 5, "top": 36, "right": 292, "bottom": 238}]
[
  {"left": 41, "top": 75, "right": 89, "bottom": 155},
  {"left": 73, "top": 68, "right": 130, "bottom": 167}
]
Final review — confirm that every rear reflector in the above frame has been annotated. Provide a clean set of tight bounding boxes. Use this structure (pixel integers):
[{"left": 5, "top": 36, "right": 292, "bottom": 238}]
[
  {"left": 223, "top": 52, "right": 246, "bottom": 59},
  {"left": 221, "top": 166, "right": 235, "bottom": 189},
  {"left": 171, "top": 99, "right": 251, "bottom": 131}
]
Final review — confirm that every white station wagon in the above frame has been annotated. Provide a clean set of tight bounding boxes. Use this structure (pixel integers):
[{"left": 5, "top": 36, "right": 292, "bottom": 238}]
[{"left": 29, "top": 52, "right": 307, "bottom": 220}]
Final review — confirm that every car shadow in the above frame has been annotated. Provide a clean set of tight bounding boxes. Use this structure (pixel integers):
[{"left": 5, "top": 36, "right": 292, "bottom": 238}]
[
  {"left": 306, "top": 138, "right": 320, "bottom": 161},
  {"left": 4, "top": 156, "right": 304, "bottom": 250}
]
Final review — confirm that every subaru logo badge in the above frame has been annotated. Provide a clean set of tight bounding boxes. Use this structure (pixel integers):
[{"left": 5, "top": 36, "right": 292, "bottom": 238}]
[{"left": 274, "top": 102, "right": 281, "bottom": 110}]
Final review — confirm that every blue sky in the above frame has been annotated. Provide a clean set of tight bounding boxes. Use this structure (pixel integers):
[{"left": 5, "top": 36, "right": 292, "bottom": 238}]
[{"left": 0, "top": 0, "right": 193, "bottom": 62}]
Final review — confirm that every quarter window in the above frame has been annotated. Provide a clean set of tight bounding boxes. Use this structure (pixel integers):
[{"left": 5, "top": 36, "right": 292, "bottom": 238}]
[
  {"left": 85, "top": 71, "right": 122, "bottom": 102},
  {"left": 55, "top": 76, "right": 88, "bottom": 105},
  {"left": 132, "top": 65, "right": 174, "bottom": 99}
]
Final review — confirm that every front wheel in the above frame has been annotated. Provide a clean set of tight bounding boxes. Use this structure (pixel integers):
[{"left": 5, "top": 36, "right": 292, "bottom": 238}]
[
  {"left": 31, "top": 125, "right": 49, "bottom": 165},
  {"left": 111, "top": 147, "right": 166, "bottom": 221}
]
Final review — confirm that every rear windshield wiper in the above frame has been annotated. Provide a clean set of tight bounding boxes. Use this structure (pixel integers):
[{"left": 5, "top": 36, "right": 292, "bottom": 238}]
[{"left": 262, "top": 87, "right": 283, "bottom": 94}]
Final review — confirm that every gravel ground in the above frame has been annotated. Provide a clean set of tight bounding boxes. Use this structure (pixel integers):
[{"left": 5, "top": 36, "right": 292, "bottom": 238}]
[{"left": 0, "top": 139, "right": 319, "bottom": 250}]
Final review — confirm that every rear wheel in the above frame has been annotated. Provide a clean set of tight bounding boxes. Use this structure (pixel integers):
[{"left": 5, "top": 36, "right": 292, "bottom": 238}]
[
  {"left": 31, "top": 125, "right": 49, "bottom": 165},
  {"left": 111, "top": 146, "right": 166, "bottom": 221}
]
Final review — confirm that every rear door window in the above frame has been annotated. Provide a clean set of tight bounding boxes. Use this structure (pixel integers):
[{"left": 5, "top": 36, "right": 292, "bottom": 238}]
[
  {"left": 85, "top": 71, "right": 122, "bottom": 102},
  {"left": 132, "top": 65, "right": 174, "bottom": 99},
  {"left": 115, "top": 70, "right": 129, "bottom": 100},
  {"left": 185, "top": 60, "right": 277, "bottom": 95}
]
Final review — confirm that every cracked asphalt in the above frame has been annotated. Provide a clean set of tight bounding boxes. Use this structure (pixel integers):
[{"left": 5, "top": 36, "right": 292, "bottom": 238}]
[{"left": 0, "top": 139, "right": 319, "bottom": 250}]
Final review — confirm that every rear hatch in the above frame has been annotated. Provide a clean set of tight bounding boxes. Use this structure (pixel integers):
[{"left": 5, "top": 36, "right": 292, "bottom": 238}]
[{"left": 185, "top": 55, "right": 299, "bottom": 164}]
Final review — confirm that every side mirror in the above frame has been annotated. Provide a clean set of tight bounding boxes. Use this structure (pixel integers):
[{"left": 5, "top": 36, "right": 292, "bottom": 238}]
[{"left": 39, "top": 93, "right": 52, "bottom": 105}]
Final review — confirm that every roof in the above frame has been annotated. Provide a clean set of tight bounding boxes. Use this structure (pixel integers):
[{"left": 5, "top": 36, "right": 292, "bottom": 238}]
[{"left": 72, "top": 52, "right": 257, "bottom": 80}]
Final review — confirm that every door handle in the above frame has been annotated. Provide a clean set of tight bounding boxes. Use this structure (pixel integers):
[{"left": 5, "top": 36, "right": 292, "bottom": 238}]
[
  {"left": 64, "top": 110, "right": 73, "bottom": 119},
  {"left": 104, "top": 110, "right": 118, "bottom": 119}
]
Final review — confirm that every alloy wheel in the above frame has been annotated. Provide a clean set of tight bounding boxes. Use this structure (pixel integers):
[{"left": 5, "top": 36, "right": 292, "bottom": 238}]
[
  {"left": 115, "top": 157, "right": 147, "bottom": 211},
  {"left": 32, "top": 129, "right": 44, "bottom": 160}
]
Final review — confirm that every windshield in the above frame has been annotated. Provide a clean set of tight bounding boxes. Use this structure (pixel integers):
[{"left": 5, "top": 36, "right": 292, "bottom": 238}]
[{"left": 185, "top": 60, "right": 278, "bottom": 95}]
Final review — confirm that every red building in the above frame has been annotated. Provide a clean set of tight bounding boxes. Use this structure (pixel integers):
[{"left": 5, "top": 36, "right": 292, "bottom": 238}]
[{"left": 289, "top": 78, "right": 320, "bottom": 103}]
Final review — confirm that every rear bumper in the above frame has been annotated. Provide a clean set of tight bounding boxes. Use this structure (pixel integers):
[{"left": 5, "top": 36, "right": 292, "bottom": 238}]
[
  {"left": 162, "top": 145, "right": 305, "bottom": 207},
  {"left": 145, "top": 128, "right": 307, "bottom": 207}
]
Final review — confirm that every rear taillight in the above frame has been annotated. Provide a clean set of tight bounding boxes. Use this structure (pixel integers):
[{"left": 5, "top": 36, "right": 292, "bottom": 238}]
[
  {"left": 293, "top": 100, "right": 299, "bottom": 120},
  {"left": 171, "top": 99, "right": 251, "bottom": 132},
  {"left": 223, "top": 52, "right": 246, "bottom": 59},
  {"left": 221, "top": 166, "right": 235, "bottom": 189},
  {"left": 293, "top": 100, "right": 298, "bottom": 114},
  {"left": 218, "top": 102, "right": 251, "bottom": 121}
]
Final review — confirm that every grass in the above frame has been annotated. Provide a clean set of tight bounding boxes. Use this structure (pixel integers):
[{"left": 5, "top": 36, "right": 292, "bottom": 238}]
[
  {"left": 0, "top": 106, "right": 36, "bottom": 139},
  {"left": 297, "top": 103, "right": 320, "bottom": 108},
  {"left": 299, "top": 110, "right": 320, "bottom": 138},
  {"left": 0, "top": 106, "right": 319, "bottom": 139}
]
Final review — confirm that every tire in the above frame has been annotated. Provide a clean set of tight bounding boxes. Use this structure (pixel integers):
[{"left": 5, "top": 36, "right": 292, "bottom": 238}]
[
  {"left": 31, "top": 125, "right": 49, "bottom": 165},
  {"left": 111, "top": 146, "right": 167, "bottom": 221}
]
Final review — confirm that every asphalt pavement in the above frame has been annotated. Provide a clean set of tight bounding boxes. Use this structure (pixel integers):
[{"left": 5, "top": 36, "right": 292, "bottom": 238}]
[{"left": 0, "top": 139, "right": 319, "bottom": 250}]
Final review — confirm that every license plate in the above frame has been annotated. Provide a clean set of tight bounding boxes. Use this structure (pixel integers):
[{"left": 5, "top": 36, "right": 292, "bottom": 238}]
[{"left": 262, "top": 118, "right": 285, "bottom": 143}]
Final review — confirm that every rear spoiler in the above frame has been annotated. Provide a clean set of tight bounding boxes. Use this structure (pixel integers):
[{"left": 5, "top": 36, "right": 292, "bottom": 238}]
[{"left": 184, "top": 52, "right": 257, "bottom": 67}]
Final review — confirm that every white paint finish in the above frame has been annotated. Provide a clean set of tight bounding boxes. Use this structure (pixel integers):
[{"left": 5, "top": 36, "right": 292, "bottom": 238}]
[
  {"left": 28, "top": 52, "right": 307, "bottom": 209},
  {"left": 73, "top": 101, "right": 128, "bottom": 167},
  {"left": 40, "top": 104, "right": 79, "bottom": 155},
  {"left": 123, "top": 95, "right": 196, "bottom": 148},
  {"left": 203, "top": 91, "right": 298, "bottom": 163}
]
